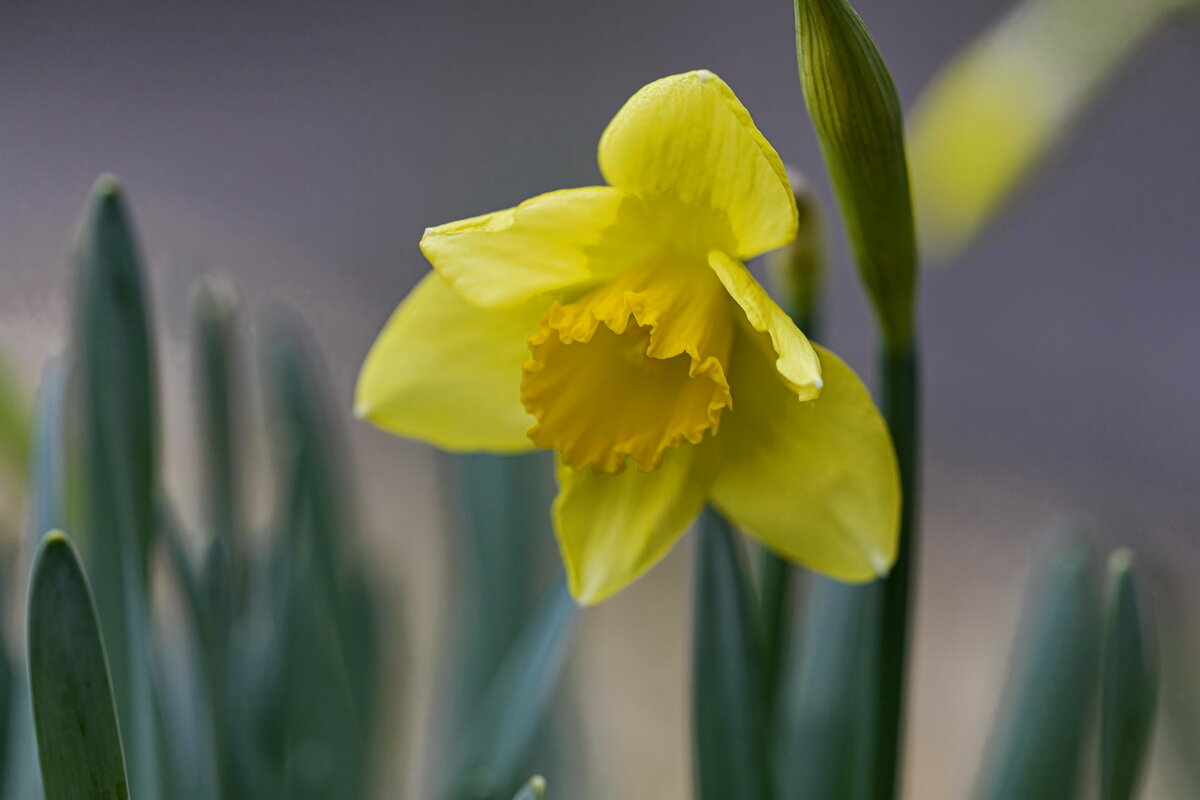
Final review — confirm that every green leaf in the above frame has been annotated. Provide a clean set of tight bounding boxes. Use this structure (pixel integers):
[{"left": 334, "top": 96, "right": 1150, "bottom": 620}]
[
  {"left": 71, "top": 175, "right": 164, "bottom": 800},
  {"left": 1099, "top": 549, "right": 1157, "bottom": 800},
  {"left": 264, "top": 319, "right": 379, "bottom": 799},
  {"left": 27, "top": 532, "right": 128, "bottom": 800},
  {"left": 511, "top": 776, "right": 546, "bottom": 800},
  {"left": 692, "top": 509, "right": 772, "bottom": 800},
  {"left": 2, "top": 677, "right": 43, "bottom": 800},
  {"left": 191, "top": 278, "right": 243, "bottom": 591},
  {"left": 908, "top": 0, "right": 1194, "bottom": 259},
  {"left": 444, "top": 574, "right": 578, "bottom": 800},
  {"left": 3, "top": 356, "right": 72, "bottom": 800},
  {"left": 972, "top": 537, "right": 1101, "bottom": 800},
  {"left": 794, "top": 0, "right": 917, "bottom": 349},
  {"left": 189, "top": 279, "right": 244, "bottom": 799},
  {"left": 782, "top": 578, "right": 880, "bottom": 800},
  {"left": 444, "top": 453, "right": 555, "bottom": 737},
  {"left": 30, "top": 358, "right": 68, "bottom": 541}
]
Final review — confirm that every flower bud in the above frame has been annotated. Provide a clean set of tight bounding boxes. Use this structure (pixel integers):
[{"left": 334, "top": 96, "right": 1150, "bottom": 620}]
[{"left": 795, "top": 0, "right": 918, "bottom": 350}]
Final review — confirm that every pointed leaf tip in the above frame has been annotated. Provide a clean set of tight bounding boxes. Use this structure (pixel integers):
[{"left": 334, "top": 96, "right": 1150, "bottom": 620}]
[
  {"left": 1099, "top": 548, "right": 1157, "bottom": 800},
  {"left": 28, "top": 531, "right": 130, "bottom": 800},
  {"left": 512, "top": 775, "right": 547, "bottom": 800},
  {"left": 93, "top": 173, "right": 123, "bottom": 200}
]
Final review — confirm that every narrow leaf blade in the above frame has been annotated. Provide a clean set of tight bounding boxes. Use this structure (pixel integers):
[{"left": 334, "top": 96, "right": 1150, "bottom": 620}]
[
  {"left": 446, "top": 574, "right": 578, "bottom": 800},
  {"left": 972, "top": 537, "right": 1101, "bottom": 800},
  {"left": 783, "top": 578, "right": 880, "bottom": 800},
  {"left": 27, "top": 532, "right": 129, "bottom": 800},
  {"left": 691, "top": 509, "right": 772, "bottom": 800},
  {"left": 72, "top": 175, "right": 164, "bottom": 800},
  {"left": 908, "top": 0, "right": 1192, "bottom": 259},
  {"left": 1099, "top": 549, "right": 1157, "bottom": 800}
]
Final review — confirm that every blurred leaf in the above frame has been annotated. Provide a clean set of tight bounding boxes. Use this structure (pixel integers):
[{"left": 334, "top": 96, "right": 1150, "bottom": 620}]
[
  {"left": 153, "top": 502, "right": 221, "bottom": 800},
  {"left": 2, "top": 678, "right": 42, "bottom": 800},
  {"left": 511, "top": 776, "right": 546, "bottom": 800},
  {"left": 0, "top": 350, "right": 30, "bottom": 485},
  {"left": 444, "top": 574, "right": 578, "bottom": 800},
  {"left": 782, "top": 578, "right": 880, "bottom": 800},
  {"left": 794, "top": 0, "right": 917, "bottom": 349},
  {"left": 1160, "top": 631, "right": 1200, "bottom": 796},
  {"left": 3, "top": 356, "right": 73, "bottom": 800},
  {"left": 71, "top": 175, "right": 164, "bottom": 800},
  {"left": 448, "top": 454, "right": 553, "bottom": 713},
  {"left": 30, "top": 358, "right": 68, "bottom": 541},
  {"left": 0, "top": 579, "right": 12, "bottom": 793},
  {"left": 1099, "top": 549, "right": 1157, "bottom": 800},
  {"left": 691, "top": 509, "right": 773, "bottom": 800},
  {"left": 908, "top": 0, "right": 1193, "bottom": 259},
  {"left": 190, "top": 278, "right": 244, "bottom": 799},
  {"left": 191, "top": 279, "right": 243, "bottom": 589},
  {"left": 265, "top": 319, "right": 379, "bottom": 800},
  {"left": 972, "top": 537, "right": 1101, "bottom": 800},
  {"left": 27, "top": 532, "right": 128, "bottom": 800}
]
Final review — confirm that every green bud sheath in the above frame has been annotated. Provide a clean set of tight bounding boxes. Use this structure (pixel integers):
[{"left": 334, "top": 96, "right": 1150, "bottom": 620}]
[{"left": 794, "top": 0, "right": 917, "bottom": 350}]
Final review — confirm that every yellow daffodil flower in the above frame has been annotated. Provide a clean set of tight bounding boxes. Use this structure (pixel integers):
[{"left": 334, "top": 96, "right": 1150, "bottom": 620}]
[{"left": 357, "top": 69, "right": 900, "bottom": 604}]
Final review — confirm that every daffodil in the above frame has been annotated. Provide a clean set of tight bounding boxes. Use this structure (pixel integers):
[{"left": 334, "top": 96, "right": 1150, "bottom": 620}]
[{"left": 357, "top": 69, "right": 900, "bottom": 604}]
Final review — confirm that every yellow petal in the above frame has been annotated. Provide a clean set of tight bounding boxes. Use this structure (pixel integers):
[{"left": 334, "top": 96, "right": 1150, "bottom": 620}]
[
  {"left": 598, "top": 70, "right": 797, "bottom": 259},
  {"left": 711, "top": 342, "right": 899, "bottom": 581},
  {"left": 708, "top": 250, "right": 821, "bottom": 400},
  {"left": 522, "top": 257, "right": 734, "bottom": 474},
  {"left": 420, "top": 186, "right": 653, "bottom": 309},
  {"left": 554, "top": 442, "right": 718, "bottom": 605},
  {"left": 355, "top": 272, "right": 541, "bottom": 452}
]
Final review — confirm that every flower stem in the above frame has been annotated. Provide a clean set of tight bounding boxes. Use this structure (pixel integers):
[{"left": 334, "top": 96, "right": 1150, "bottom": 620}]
[{"left": 871, "top": 340, "right": 920, "bottom": 800}]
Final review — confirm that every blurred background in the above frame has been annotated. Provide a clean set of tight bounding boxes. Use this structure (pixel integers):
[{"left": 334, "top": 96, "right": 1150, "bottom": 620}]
[{"left": 0, "top": 0, "right": 1196, "bottom": 797}]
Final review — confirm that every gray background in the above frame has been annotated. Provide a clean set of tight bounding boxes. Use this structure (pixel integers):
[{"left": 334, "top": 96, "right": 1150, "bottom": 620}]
[{"left": 0, "top": 0, "right": 1196, "bottom": 796}]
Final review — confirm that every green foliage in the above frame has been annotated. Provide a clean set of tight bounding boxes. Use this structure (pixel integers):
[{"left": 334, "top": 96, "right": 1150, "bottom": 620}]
[
  {"left": 782, "top": 579, "right": 879, "bottom": 800},
  {"left": 908, "top": 0, "right": 1195, "bottom": 259},
  {"left": 0, "top": 177, "right": 573, "bottom": 800},
  {"left": 71, "top": 175, "right": 163, "bottom": 800},
  {"left": 511, "top": 776, "right": 546, "bottom": 800},
  {"left": 1099, "top": 551, "right": 1157, "bottom": 800},
  {"left": 692, "top": 509, "right": 773, "bottom": 800},
  {"left": 27, "top": 532, "right": 128, "bottom": 800},
  {"left": 972, "top": 538, "right": 1100, "bottom": 800},
  {"left": 439, "top": 452, "right": 577, "bottom": 800},
  {"left": 442, "top": 576, "right": 578, "bottom": 800}
]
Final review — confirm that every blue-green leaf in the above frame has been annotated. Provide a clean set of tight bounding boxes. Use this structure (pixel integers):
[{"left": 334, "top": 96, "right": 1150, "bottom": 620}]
[
  {"left": 1099, "top": 549, "right": 1157, "bottom": 800},
  {"left": 972, "top": 537, "right": 1101, "bottom": 800},
  {"left": 447, "top": 453, "right": 554, "bottom": 727},
  {"left": 444, "top": 574, "right": 578, "bottom": 800},
  {"left": 692, "top": 509, "right": 772, "bottom": 800},
  {"left": 264, "top": 319, "right": 379, "bottom": 799},
  {"left": 511, "top": 776, "right": 546, "bottom": 800},
  {"left": 71, "top": 175, "right": 163, "bottom": 800},
  {"left": 27, "top": 532, "right": 128, "bottom": 800},
  {"left": 782, "top": 578, "right": 879, "bottom": 800}
]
